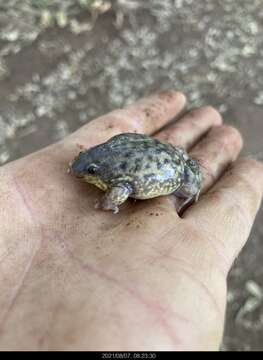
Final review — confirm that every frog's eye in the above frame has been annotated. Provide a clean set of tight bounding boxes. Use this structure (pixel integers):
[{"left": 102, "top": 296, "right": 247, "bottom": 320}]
[{"left": 86, "top": 164, "right": 98, "bottom": 175}]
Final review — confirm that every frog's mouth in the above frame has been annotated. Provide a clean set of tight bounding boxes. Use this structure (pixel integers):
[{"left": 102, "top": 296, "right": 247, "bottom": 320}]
[{"left": 83, "top": 175, "right": 108, "bottom": 192}]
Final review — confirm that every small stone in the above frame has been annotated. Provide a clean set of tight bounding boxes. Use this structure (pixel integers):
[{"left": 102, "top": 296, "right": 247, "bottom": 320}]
[
  {"left": 2, "top": 30, "right": 19, "bottom": 42},
  {"left": 56, "top": 11, "right": 68, "bottom": 28},
  {"left": 0, "top": 150, "right": 10, "bottom": 164},
  {"left": 246, "top": 280, "right": 263, "bottom": 299},
  {"left": 67, "top": 91, "right": 77, "bottom": 100},
  {"left": 242, "top": 45, "right": 255, "bottom": 57},
  {"left": 55, "top": 121, "right": 69, "bottom": 140},
  {"left": 254, "top": 92, "right": 263, "bottom": 105},
  {"left": 40, "top": 10, "right": 53, "bottom": 28},
  {"left": 70, "top": 20, "right": 93, "bottom": 34},
  {"left": 36, "top": 106, "right": 47, "bottom": 117},
  {"left": 79, "top": 111, "right": 88, "bottom": 122}
]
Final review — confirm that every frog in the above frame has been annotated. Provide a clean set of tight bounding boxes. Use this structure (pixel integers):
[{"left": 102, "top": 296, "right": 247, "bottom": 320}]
[{"left": 69, "top": 133, "right": 202, "bottom": 214}]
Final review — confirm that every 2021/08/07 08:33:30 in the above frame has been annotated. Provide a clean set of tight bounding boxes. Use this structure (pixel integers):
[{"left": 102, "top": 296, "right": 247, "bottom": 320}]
[{"left": 101, "top": 352, "right": 157, "bottom": 359}]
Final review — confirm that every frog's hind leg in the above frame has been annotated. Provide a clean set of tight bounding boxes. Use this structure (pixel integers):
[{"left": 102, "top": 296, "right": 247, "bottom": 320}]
[
  {"left": 95, "top": 183, "right": 133, "bottom": 214},
  {"left": 173, "top": 156, "right": 202, "bottom": 214},
  {"left": 172, "top": 188, "right": 200, "bottom": 215},
  {"left": 174, "top": 194, "right": 195, "bottom": 215}
]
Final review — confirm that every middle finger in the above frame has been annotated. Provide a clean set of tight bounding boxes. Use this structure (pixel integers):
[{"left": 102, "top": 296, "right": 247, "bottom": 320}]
[
  {"left": 156, "top": 106, "right": 243, "bottom": 195},
  {"left": 155, "top": 106, "right": 222, "bottom": 150}
]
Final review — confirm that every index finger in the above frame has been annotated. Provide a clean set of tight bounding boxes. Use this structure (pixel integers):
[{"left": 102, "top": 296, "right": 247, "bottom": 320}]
[{"left": 67, "top": 90, "right": 186, "bottom": 147}]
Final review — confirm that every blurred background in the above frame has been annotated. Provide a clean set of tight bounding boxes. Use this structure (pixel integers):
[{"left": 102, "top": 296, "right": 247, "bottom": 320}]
[{"left": 0, "top": 0, "right": 263, "bottom": 351}]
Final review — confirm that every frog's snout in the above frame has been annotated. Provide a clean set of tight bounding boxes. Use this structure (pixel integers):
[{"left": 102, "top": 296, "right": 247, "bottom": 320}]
[{"left": 68, "top": 158, "right": 86, "bottom": 177}]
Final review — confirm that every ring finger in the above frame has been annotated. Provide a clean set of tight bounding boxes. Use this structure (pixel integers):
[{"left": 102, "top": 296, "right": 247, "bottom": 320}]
[{"left": 189, "top": 124, "right": 243, "bottom": 193}]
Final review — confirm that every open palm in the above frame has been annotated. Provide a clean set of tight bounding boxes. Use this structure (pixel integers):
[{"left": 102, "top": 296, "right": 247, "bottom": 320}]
[{"left": 0, "top": 91, "right": 262, "bottom": 350}]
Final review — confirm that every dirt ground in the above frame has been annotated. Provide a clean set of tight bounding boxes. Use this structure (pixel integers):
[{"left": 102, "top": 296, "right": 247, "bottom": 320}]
[{"left": 1, "top": 0, "right": 263, "bottom": 351}]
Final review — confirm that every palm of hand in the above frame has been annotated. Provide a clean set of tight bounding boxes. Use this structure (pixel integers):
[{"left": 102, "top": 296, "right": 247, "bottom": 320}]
[{"left": 0, "top": 91, "right": 262, "bottom": 350}]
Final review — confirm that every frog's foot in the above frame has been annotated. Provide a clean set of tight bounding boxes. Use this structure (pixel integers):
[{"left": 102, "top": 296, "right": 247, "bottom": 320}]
[
  {"left": 94, "top": 198, "right": 119, "bottom": 214},
  {"left": 175, "top": 191, "right": 201, "bottom": 214},
  {"left": 176, "top": 196, "right": 195, "bottom": 215},
  {"left": 94, "top": 184, "right": 132, "bottom": 214},
  {"left": 172, "top": 189, "right": 197, "bottom": 215},
  {"left": 173, "top": 184, "right": 201, "bottom": 214}
]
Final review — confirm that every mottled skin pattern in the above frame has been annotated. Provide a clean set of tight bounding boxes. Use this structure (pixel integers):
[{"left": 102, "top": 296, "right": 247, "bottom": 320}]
[{"left": 69, "top": 133, "right": 202, "bottom": 213}]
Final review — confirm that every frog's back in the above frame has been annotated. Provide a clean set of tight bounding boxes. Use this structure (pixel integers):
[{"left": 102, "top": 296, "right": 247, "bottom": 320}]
[
  {"left": 106, "top": 133, "right": 184, "bottom": 198},
  {"left": 108, "top": 133, "right": 175, "bottom": 154}
]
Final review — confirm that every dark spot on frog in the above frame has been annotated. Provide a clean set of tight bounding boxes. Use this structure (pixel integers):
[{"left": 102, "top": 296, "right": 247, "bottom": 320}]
[
  {"left": 163, "top": 158, "right": 169, "bottom": 164},
  {"left": 155, "top": 213, "right": 159, "bottom": 216},
  {"left": 142, "top": 143, "right": 149, "bottom": 149},
  {"left": 148, "top": 155, "right": 153, "bottom": 161},
  {"left": 134, "top": 163, "right": 141, "bottom": 172},
  {"left": 125, "top": 151, "right": 132, "bottom": 158},
  {"left": 126, "top": 222, "right": 131, "bottom": 226},
  {"left": 145, "top": 163, "right": 151, "bottom": 170},
  {"left": 173, "top": 157, "right": 181, "bottom": 165},
  {"left": 120, "top": 162, "right": 128, "bottom": 171},
  {"left": 157, "top": 161, "right": 162, "bottom": 170}
]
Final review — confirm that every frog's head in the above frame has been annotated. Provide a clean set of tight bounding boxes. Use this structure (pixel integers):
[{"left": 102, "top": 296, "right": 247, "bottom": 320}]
[{"left": 69, "top": 143, "right": 113, "bottom": 191}]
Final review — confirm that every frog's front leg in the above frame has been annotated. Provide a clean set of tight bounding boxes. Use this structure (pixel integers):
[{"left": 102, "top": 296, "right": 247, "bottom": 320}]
[{"left": 96, "top": 184, "right": 133, "bottom": 214}]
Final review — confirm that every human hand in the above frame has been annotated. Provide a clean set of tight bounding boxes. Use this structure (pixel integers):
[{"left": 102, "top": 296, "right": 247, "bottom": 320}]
[{"left": 0, "top": 91, "right": 262, "bottom": 350}]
